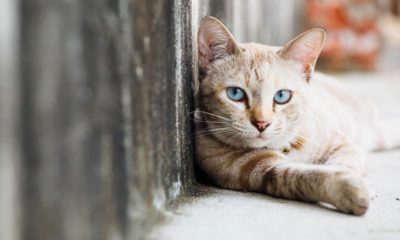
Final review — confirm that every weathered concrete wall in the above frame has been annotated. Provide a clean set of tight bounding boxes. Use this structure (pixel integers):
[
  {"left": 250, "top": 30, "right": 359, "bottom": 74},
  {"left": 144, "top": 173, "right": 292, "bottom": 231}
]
[
  {"left": 15, "top": 0, "right": 208, "bottom": 239},
  {"left": 231, "top": 0, "right": 302, "bottom": 45},
  {"left": 19, "top": 0, "right": 131, "bottom": 239},
  {"left": 129, "top": 0, "right": 198, "bottom": 237}
]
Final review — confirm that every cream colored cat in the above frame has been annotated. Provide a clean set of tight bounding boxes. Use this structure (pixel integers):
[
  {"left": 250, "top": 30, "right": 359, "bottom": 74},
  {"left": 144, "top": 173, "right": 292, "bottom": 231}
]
[{"left": 195, "top": 16, "right": 400, "bottom": 215}]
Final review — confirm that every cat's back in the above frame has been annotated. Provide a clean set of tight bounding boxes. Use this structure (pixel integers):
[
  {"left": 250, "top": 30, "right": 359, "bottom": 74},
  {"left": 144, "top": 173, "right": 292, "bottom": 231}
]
[
  {"left": 311, "top": 72, "right": 375, "bottom": 117},
  {"left": 308, "top": 72, "right": 377, "bottom": 140}
]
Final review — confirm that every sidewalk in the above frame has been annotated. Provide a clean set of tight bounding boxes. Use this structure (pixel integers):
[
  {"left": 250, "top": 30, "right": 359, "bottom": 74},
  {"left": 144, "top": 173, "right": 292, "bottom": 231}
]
[{"left": 152, "top": 71, "right": 400, "bottom": 240}]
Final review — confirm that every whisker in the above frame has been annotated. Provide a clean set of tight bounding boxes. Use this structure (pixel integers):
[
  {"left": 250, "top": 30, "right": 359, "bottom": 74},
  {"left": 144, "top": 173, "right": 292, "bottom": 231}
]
[
  {"left": 192, "top": 119, "right": 230, "bottom": 124},
  {"left": 196, "top": 110, "right": 231, "bottom": 121},
  {"left": 195, "top": 127, "right": 232, "bottom": 135}
]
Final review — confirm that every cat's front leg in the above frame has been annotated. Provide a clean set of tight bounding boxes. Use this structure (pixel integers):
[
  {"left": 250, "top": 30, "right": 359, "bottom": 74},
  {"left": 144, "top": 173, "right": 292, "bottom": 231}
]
[
  {"left": 260, "top": 162, "right": 369, "bottom": 215},
  {"left": 199, "top": 145, "right": 369, "bottom": 215},
  {"left": 314, "top": 142, "right": 370, "bottom": 215},
  {"left": 323, "top": 171, "right": 369, "bottom": 215}
]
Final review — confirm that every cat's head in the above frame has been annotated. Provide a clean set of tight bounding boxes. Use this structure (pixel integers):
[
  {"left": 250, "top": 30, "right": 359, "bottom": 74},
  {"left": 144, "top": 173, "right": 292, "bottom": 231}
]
[{"left": 197, "top": 16, "right": 325, "bottom": 149}]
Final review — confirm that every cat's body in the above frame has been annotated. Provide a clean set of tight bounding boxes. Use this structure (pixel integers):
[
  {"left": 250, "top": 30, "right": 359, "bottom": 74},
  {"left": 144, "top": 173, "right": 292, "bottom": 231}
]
[{"left": 195, "top": 17, "right": 400, "bottom": 215}]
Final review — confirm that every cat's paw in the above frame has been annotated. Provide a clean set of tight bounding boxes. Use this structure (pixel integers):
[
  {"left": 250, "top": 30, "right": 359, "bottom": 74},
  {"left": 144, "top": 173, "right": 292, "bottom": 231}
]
[{"left": 328, "top": 173, "right": 370, "bottom": 216}]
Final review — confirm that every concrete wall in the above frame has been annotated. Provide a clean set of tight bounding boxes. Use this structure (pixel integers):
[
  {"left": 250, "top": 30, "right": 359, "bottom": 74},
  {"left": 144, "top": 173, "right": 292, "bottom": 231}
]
[
  {"left": 231, "top": 0, "right": 303, "bottom": 45},
  {"left": 16, "top": 0, "right": 204, "bottom": 239},
  {"left": 207, "top": 0, "right": 303, "bottom": 45}
]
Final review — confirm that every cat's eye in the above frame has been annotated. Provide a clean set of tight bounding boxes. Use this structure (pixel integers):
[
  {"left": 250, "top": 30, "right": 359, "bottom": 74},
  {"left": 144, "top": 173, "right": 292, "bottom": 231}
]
[
  {"left": 274, "top": 89, "right": 292, "bottom": 104},
  {"left": 227, "top": 87, "right": 246, "bottom": 102}
]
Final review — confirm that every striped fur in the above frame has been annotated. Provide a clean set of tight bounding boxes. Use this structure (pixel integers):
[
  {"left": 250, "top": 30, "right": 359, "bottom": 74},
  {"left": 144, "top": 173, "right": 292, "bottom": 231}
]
[{"left": 196, "top": 17, "right": 400, "bottom": 216}]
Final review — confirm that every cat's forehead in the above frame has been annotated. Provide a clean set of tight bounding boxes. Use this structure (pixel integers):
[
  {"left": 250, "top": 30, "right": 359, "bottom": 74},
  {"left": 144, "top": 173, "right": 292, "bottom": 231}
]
[
  {"left": 234, "top": 44, "right": 297, "bottom": 85},
  {"left": 207, "top": 42, "right": 302, "bottom": 90},
  {"left": 235, "top": 43, "right": 277, "bottom": 69}
]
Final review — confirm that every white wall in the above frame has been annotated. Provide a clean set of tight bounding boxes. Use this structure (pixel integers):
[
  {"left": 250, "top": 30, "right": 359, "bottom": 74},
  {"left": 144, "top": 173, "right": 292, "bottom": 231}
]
[{"left": 0, "top": 0, "right": 19, "bottom": 239}]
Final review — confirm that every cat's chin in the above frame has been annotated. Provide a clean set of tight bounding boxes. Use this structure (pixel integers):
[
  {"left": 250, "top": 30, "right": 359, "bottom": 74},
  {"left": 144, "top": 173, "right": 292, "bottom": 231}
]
[
  {"left": 215, "top": 134, "right": 287, "bottom": 150},
  {"left": 245, "top": 139, "right": 286, "bottom": 150}
]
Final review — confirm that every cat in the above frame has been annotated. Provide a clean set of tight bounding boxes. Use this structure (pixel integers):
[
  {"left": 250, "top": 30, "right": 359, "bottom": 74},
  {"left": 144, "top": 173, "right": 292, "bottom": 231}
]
[{"left": 195, "top": 16, "right": 400, "bottom": 215}]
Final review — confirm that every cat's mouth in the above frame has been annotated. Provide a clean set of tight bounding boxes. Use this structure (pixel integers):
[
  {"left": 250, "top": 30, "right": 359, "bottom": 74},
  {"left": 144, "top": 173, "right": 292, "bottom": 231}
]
[
  {"left": 250, "top": 133, "right": 269, "bottom": 144},
  {"left": 255, "top": 130, "right": 270, "bottom": 139},
  {"left": 256, "top": 134, "right": 265, "bottom": 139}
]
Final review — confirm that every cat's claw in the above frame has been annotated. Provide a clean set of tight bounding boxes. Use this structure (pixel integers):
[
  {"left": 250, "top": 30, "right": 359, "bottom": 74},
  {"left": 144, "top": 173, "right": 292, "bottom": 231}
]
[{"left": 328, "top": 173, "right": 370, "bottom": 216}]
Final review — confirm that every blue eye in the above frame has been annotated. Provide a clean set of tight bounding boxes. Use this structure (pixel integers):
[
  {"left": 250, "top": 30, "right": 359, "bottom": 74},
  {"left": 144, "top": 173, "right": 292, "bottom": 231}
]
[
  {"left": 274, "top": 89, "right": 292, "bottom": 104},
  {"left": 227, "top": 87, "right": 246, "bottom": 101}
]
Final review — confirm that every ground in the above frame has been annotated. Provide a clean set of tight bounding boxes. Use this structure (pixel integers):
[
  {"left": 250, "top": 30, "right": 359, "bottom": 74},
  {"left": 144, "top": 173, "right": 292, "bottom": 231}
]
[{"left": 152, "top": 71, "right": 400, "bottom": 240}]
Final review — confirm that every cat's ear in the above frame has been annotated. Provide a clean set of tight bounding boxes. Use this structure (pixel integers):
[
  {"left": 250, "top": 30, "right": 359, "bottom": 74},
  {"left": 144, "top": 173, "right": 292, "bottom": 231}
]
[
  {"left": 198, "top": 16, "right": 241, "bottom": 73},
  {"left": 278, "top": 28, "right": 326, "bottom": 81}
]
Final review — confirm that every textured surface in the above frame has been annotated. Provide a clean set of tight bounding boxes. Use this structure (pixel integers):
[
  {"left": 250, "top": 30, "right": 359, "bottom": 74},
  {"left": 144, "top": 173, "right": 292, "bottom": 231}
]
[
  {"left": 19, "top": 1, "right": 131, "bottom": 239},
  {"left": 16, "top": 0, "right": 201, "bottom": 239},
  {"left": 153, "top": 71, "right": 400, "bottom": 240}
]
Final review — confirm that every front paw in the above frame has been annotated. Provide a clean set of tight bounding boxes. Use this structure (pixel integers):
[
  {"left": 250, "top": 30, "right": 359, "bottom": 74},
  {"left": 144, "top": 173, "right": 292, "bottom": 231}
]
[{"left": 327, "top": 173, "right": 370, "bottom": 216}]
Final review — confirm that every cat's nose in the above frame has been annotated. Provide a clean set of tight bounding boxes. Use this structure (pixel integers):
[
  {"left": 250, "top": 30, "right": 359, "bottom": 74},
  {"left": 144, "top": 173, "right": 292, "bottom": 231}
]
[{"left": 251, "top": 120, "right": 270, "bottom": 132}]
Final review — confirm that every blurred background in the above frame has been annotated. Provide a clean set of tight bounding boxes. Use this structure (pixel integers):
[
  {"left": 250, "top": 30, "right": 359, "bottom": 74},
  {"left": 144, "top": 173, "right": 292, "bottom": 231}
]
[
  {"left": 1, "top": 0, "right": 399, "bottom": 240},
  {"left": 212, "top": 0, "right": 400, "bottom": 71}
]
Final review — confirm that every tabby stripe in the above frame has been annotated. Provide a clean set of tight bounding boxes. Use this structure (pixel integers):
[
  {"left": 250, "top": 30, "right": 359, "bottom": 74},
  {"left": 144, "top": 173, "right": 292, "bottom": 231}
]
[
  {"left": 254, "top": 69, "right": 261, "bottom": 81},
  {"left": 316, "top": 143, "right": 348, "bottom": 164},
  {"left": 238, "top": 151, "right": 279, "bottom": 189},
  {"left": 225, "top": 151, "right": 248, "bottom": 168},
  {"left": 239, "top": 154, "right": 267, "bottom": 189},
  {"left": 291, "top": 136, "right": 306, "bottom": 151},
  {"left": 329, "top": 143, "right": 348, "bottom": 156},
  {"left": 262, "top": 165, "right": 280, "bottom": 194},
  {"left": 245, "top": 73, "right": 251, "bottom": 86}
]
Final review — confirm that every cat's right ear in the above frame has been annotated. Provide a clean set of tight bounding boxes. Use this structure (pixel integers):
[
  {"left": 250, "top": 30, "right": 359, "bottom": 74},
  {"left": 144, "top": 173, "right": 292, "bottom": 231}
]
[{"left": 198, "top": 16, "right": 241, "bottom": 73}]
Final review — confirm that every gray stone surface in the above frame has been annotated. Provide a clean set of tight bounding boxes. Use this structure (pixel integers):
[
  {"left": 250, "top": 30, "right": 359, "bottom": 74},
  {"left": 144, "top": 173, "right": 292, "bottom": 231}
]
[
  {"left": 153, "top": 72, "right": 400, "bottom": 240},
  {"left": 1, "top": 0, "right": 219, "bottom": 239}
]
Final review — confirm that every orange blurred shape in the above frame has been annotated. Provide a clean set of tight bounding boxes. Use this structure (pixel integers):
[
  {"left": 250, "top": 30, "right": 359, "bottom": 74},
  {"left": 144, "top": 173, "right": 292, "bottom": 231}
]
[{"left": 306, "top": 0, "right": 382, "bottom": 70}]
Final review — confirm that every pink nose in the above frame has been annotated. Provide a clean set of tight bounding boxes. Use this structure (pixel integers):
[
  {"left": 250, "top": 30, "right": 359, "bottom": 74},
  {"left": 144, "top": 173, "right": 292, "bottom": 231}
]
[{"left": 251, "top": 120, "right": 270, "bottom": 132}]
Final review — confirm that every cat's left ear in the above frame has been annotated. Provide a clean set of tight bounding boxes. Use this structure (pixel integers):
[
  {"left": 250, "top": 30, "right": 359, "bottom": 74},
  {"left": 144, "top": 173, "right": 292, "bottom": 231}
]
[{"left": 278, "top": 28, "right": 326, "bottom": 81}]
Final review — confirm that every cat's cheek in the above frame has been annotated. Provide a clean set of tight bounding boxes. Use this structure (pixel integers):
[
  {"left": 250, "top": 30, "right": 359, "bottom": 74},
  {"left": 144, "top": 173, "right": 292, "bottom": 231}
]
[
  {"left": 220, "top": 93, "right": 247, "bottom": 112},
  {"left": 232, "top": 102, "right": 246, "bottom": 112},
  {"left": 271, "top": 118, "right": 285, "bottom": 134},
  {"left": 273, "top": 104, "right": 286, "bottom": 114}
]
